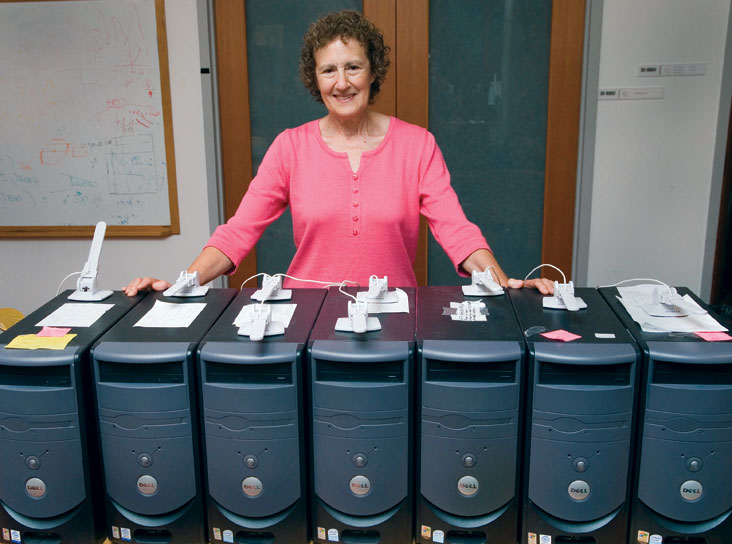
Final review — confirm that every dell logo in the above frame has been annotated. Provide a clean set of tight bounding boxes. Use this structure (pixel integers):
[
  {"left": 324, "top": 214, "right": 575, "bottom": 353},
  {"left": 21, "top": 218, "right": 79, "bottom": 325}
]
[
  {"left": 568, "top": 480, "right": 590, "bottom": 501},
  {"left": 680, "top": 480, "right": 703, "bottom": 501},
  {"left": 457, "top": 476, "right": 479, "bottom": 497},
  {"left": 242, "top": 477, "right": 263, "bottom": 497},
  {"left": 136, "top": 475, "right": 158, "bottom": 496},
  {"left": 25, "top": 478, "right": 47, "bottom": 498},
  {"left": 349, "top": 475, "right": 371, "bottom": 496}
]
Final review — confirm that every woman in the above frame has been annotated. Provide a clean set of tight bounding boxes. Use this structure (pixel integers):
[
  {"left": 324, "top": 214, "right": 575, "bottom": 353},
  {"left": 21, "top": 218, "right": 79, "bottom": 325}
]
[{"left": 125, "top": 10, "right": 552, "bottom": 296}]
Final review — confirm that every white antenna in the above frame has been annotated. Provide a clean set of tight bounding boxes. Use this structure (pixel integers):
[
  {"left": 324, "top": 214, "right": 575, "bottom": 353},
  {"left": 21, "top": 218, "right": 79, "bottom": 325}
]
[
  {"left": 251, "top": 274, "right": 292, "bottom": 301},
  {"left": 642, "top": 286, "right": 706, "bottom": 317},
  {"left": 524, "top": 263, "right": 586, "bottom": 312},
  {"left": 356, "top": 275, "right": 399, "bottom": 303},
  {"left": 335, "top": 299, "right": 381, "bottom": 333},
  {"left": 462, "top": 268, "right": 504, "bottom": 297},
  {"left": 68, "top": 221, "right": 113, "bottom": 301},
  {"left": 543, "top": 280, "right": 587, "bottom": 311},
  {"left": 163, "top": 270, "right": 210, "bottom": 298},
  {"left": 236, "top": 304, "right": 286, "bottom": 341}
]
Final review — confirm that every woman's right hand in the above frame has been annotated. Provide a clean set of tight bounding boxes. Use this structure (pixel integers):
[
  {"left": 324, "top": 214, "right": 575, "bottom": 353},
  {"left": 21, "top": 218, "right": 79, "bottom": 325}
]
[
  {"left": 124, "top": 277, "right": 172, "bottom": 296},
  {"left": 124, "top": 248, "right": 233, "bottom": 297}
]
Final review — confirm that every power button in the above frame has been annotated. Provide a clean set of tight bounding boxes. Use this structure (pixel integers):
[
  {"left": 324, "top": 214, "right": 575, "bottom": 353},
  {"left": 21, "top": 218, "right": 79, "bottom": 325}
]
[
  {"left": 138, "top": 453, "right": 153, "bottom": 468},
  {"left": 461, "top": 454, "right": 477, "bottom": 468},
  {"left": 352, "top": 453, "right": 368, "bottom": 468},
  {"left": 26, "top": 456, "right": 41, "bottom": 470}
]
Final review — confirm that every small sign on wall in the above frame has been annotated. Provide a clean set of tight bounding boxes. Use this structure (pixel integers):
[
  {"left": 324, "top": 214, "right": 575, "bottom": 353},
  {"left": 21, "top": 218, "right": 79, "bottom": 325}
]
[
  {"left": 637, "top": 63, "right": 707, "bottom": 77},
  {"left": 599, "top": 87, "right": 664, "bottom": 100}
]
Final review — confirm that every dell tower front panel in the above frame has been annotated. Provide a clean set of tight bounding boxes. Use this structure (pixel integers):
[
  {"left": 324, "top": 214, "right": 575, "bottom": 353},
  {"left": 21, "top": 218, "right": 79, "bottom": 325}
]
[
  {"left": 0, "top": 290, "right": 142, "bottom": 544},
  {"left": 91, "top": 289, "right": 236, "bottom": 544},
  {"left": 308, "top": 286, "right": 416, "bottom": 544},
  {"left": 415, "top": 285, "right": 525, "bottom": 544},
  {"left": 510, "top": 288, "right": 640, "bottom": 544},
  {"left": 600, "top": 286, "right": 732, "bottom": 544},
  {"left": 197, "top": 288, "right": 325, "bottom": 544}
]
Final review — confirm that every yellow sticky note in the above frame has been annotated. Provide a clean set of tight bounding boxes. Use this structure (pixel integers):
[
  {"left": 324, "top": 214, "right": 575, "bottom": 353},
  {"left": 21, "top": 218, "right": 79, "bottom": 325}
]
[{"left": 4, "top": 334, "right": 77, "bottom": 350}]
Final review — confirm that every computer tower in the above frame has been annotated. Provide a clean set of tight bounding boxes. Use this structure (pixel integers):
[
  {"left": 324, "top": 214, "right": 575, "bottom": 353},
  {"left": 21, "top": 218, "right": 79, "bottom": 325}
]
[
  {"left": 308, "top": 286, "right": 415, "bottom": 544},
  {"left": 197, "top": 288, "right": 325, "bottom": 544},
  {"left": 415, "top": 286, "right": 525, "bottom": 544},
  {"left": 600, "top": 286, "right": 732, "bottom": 544},
  {"left": 0, "top": 290, "right": 143, "bottom": 544},
  {"left": 91, "top": 289, "right": 236, "bottom": 544},
  {"left": 510, "top": 288, "right": 640, "bottom": 544}
]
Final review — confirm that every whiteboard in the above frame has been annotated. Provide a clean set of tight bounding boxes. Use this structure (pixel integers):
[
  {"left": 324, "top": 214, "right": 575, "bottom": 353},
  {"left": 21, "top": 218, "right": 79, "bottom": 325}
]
[{"left": 0, "top": 0, "right": 179, "bottom": 236}]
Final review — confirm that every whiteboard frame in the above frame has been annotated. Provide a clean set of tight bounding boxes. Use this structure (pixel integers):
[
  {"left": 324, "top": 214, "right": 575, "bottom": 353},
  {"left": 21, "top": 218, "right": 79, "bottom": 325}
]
[{"left": 0, "top": 0, "right": 180, "bottom": 238}]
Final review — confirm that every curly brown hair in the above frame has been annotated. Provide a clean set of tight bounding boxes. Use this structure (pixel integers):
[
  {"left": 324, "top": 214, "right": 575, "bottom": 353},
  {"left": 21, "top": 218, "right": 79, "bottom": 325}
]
[{"left": 299, "top": 10, "right": 390, "bottom": 104}]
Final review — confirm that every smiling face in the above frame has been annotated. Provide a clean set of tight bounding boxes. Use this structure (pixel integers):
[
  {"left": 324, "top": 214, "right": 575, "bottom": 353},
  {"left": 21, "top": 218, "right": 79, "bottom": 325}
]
[{"left": 315, "top": 37, "right": 375, "bottom": 122}]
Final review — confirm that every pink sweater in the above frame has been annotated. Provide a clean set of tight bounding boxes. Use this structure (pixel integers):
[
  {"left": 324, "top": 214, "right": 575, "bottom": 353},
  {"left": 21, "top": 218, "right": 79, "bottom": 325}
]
[{"left": 205, "top": 117, "right": 489, "bottom": 287}]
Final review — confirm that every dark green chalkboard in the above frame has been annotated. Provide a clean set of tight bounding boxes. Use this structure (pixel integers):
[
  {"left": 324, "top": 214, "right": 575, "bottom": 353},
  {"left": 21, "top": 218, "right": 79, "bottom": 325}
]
[{"left": 427, "top": 0, "right": 552, "bottom": 284}]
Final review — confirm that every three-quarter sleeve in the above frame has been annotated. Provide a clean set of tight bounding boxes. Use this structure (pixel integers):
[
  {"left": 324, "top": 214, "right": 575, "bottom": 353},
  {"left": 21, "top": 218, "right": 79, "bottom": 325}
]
[
  {"left": 204, "top": 132, "right": 292, "bottom": 273},
  {"left": 417, "top": 131, "right": 490, "bottom": 275}
]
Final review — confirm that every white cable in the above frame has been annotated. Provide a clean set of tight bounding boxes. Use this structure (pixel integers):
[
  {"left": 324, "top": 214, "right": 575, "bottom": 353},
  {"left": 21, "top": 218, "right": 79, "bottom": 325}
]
[
  {"left": 338, "top": 280, "right": 359, "bottom": 303},
  {"left": 243, "top": 271, "right": 360, "bottom": 304},
  {"left": 480, "top": 266, "right": 498, "bottom": 281},
  {"left": 243, "top": 271, "right": 361, "bottom": 307},
  {"left": 596, "top": 278, "right": 669, "bottom": 289},
  {"left": 239, "top": 273, "right": 267, "bottom": 291},
  {"left": 57, "top": 271, "right": 82, "bottom": 295},
  {"left": 523, "top": 263, "right": 566, "bottom": 285},
  {"left": 275, "top": 273, "right": 359, "bottom": 289}
]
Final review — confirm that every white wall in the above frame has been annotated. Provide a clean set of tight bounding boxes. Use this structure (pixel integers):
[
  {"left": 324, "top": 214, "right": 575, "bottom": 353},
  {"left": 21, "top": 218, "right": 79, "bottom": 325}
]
[
  {"left": 0, "top": 0, "right": 213, "bottom": 316},
  {"left": 584, "top": 0, "right": 731, "bottom": 297}
]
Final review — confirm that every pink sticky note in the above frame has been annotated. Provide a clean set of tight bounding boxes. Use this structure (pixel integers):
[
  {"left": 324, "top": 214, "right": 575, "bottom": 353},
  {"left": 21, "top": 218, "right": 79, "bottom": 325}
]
[
  {"left": 37, "top": 326, "right": 72, "bottom": 337},
  {"left": 695, "top": 331, "right": 732, "bottom": 342},
  {"left": 541, "top": 329, "right": 582, "bottom": 342}
]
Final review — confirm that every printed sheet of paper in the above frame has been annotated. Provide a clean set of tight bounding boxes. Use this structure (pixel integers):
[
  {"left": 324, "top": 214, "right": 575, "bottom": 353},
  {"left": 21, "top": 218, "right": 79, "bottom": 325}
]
[
  {"left": 36, "top": 303, "right": 114, "bottom": 328},
  {"left": 616, "top": 285, "right": 726, "bottom": 333},
  {"left": 449, "top": 301, "right": 488, "bottom": 321},
  {"left": 234, "top": 304, "right": 297, "bottom": 328},
  {"left": 5, "top": 334, "right": 77, "bottom": 350},
  {"left": 616, "top": 285, "right": 659, "bottom": 307},
  {"left": 134, "top": 300, "right": 206, "bottom": 328}
]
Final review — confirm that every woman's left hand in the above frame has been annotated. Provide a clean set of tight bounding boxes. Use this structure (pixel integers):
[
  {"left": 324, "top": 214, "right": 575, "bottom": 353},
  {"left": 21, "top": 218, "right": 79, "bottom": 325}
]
[
  {"left": 460, "top": 249, "right": 555, "bottom": 294},
  {"left": 507, "top": 277, "right": 555, "bottom": 295}
]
